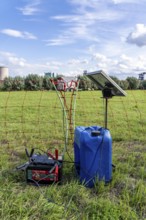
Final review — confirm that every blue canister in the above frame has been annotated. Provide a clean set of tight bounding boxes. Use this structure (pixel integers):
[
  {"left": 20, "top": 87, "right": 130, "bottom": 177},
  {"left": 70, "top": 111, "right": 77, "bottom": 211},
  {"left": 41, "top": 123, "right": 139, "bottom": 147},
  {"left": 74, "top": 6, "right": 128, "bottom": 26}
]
[{"left": 74, "top": 126, "right": 112, "bottom": 187}]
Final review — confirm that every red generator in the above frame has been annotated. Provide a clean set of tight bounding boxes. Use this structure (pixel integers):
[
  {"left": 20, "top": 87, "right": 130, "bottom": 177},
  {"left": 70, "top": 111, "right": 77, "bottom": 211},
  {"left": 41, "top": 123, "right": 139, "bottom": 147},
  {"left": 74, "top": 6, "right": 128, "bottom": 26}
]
[{"left": 24, "top": 149, "right": 63, "bottom": 185}]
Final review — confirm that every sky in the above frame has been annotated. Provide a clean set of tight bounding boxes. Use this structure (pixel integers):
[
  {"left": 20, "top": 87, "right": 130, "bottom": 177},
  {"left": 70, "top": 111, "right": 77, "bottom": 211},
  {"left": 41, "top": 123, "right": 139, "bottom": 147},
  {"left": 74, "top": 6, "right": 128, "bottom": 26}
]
[{"left": 1, "top": 0, "right": 146, "bottom": 79}]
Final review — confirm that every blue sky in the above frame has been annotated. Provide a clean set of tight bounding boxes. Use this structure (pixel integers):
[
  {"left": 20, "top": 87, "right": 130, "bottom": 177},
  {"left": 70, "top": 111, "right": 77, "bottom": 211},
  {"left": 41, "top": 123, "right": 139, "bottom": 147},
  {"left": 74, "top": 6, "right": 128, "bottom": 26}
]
[{"left": 0, "top": 0, "right": 146, "bottom": 79}]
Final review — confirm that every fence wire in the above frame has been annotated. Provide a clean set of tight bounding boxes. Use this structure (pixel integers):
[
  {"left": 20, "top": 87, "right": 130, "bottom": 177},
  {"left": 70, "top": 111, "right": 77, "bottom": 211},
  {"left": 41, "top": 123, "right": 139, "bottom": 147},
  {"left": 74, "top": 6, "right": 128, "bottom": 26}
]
[{"left": 0, "top": 90, "right": 146, "bottom": 154}]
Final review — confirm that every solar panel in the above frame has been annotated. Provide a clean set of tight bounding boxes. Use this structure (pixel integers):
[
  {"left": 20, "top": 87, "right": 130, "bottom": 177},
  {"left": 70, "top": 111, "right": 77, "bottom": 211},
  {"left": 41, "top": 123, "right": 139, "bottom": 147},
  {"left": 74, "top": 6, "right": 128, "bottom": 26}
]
[{"left": 85, "top": 70, "right": 127, "bottom": 96}]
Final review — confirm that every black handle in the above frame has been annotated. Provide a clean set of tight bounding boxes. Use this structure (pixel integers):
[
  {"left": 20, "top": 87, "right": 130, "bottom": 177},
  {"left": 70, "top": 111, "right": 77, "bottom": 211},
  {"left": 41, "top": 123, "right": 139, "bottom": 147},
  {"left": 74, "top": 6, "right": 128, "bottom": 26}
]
[
  {"left": 25, "top": 148, "right": 34, "bottom": 158},
  {"left": 25, "top": 148, "right": 30, "bottom": 158},
  {"left": 30, "top": 148, "right": 34, "bottom": 157}
]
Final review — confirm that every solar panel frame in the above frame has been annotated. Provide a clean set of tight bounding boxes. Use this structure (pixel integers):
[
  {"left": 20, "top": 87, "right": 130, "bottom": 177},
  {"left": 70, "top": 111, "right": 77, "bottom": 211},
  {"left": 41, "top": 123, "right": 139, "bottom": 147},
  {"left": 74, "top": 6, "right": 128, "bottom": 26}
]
[{"left": 85, "top": 70, "right": 127, "bottom": 96}]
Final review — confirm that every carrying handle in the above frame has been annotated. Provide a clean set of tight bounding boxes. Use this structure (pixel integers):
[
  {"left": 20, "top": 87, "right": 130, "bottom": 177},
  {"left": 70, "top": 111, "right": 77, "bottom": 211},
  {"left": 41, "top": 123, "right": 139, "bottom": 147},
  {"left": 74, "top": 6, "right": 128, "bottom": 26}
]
[
  {"left": 47, "top": 151, "right": 56, "bottom": 160},
  {"left": 85, "top": 126, "right": 102, "bottom": 131},
  {"left": 25, "top": 148, "right": 34, "bottom": 158},
  {"left": 30, "top": 148, "right": 34, "bottom": 157}
]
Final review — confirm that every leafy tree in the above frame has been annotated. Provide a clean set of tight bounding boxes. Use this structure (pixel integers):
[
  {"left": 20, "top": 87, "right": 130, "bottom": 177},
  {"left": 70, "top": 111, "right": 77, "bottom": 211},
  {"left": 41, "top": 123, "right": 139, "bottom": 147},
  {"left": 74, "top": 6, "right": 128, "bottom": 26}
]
[
  {"left": 139, "top": 80, "right": 146, "bottom": 89},
  {"left": 91, "top": 81, "right": 98, "bottom": 90},
  {"left": 126, "top": 77, "right": 140, "bottom": 89},
  {"left": 42, "top": 76, "right": 53, "bottom": 90},
  {"left": 3, "top": 77, "right": 13, "bottom": 91},
  {"left": 120, "top": 80, "right": 129, "bottom": 90},
  {"left": 0, "top": 82, "right": 4, "bottom": 91},
  {"left": 24, "top": 74, "right": 43, "bottom": 90},
  {"left": 78, "top": 76, "right": 86, "bottom": 90},
  {"left": 110, "top": 76, "right": 121, "bottom": 86},
  {"left": 12, "top": 76, "right": 24, "bottom": 91},
  {"left": 86, "top": 78, "right": 92, "bottom": 90},
  {"left": 78, "top": 75, "right": 92, "bottom": 90}
]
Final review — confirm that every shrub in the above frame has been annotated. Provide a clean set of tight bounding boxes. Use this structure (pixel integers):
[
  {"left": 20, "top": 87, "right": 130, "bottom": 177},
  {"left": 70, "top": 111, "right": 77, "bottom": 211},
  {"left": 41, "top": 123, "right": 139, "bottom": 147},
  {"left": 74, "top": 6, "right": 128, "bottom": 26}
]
[
  {"left": 2, "top": 77, "right": 13, "bottom": 91},
  {"left": 126, "top": 77, "right": 140, "bottom": 90},
  {"left": 12, "top": 76, "right": 24, "bottom": 91},
  {"left": 24, "top": 74, "right": 43, "bottom": 91},
  {"left": 42, "top": 76, "right": 53, "bottom": 90},
  {"left": 120, "top": 80, "right": 129, "bottom": 90},
  {"left": 139, "top": 80, "right": 146, "bottom": 89}
]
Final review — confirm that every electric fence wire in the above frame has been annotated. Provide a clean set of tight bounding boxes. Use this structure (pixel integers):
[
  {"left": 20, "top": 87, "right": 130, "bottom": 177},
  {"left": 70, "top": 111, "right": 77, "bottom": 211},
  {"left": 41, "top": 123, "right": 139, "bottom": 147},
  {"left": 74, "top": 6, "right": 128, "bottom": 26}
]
[{"left": 1, "top": 88, "right": 146, "bottom": 149}]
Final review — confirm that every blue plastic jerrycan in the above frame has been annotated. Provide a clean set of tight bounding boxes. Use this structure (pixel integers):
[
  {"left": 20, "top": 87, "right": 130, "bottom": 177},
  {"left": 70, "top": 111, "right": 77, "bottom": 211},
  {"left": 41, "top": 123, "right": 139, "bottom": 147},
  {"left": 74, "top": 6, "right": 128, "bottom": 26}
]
[{"left": 74, "top": 126, "right": 112, "bottom": 187}]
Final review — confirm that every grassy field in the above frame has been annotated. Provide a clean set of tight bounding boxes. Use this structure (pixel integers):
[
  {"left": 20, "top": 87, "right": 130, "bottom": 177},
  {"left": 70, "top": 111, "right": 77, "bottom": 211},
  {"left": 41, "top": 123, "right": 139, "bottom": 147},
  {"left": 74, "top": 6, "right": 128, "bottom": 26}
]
[{"left": 0, "top": 90, "right": 146, "bottom": 220}]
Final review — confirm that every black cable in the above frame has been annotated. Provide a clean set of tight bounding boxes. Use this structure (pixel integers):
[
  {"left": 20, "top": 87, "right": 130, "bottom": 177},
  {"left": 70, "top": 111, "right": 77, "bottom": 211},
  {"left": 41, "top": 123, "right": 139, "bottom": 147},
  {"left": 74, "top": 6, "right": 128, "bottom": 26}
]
[
  {"left": 27, "top": 178, "right": 56, "bottom": 204},
  {"left": 25, "top": 135, "right": 105, "bottom": 185},
  {"left": 24, "top": 133, "right": 107, "bottom": 189},
  {"left": 27, "top": 177, "right": 79, "bottom": 216}
]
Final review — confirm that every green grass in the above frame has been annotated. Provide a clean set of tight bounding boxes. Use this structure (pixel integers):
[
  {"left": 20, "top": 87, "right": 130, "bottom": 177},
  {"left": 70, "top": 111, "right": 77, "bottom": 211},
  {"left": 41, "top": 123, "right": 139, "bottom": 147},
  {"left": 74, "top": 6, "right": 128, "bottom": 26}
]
[{"left": 0, "top": 90, "right": 146, "bottom": 219}]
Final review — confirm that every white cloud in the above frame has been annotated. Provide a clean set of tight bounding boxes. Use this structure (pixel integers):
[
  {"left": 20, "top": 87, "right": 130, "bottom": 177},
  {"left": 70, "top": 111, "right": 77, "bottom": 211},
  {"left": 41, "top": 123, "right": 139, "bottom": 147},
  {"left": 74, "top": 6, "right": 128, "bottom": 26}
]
[
  {"left": 46, "top": 37, "right": 74, "bottom": 46},
  {"left": 46, "top": 22, "right": 99, "bottom": 46},
  {"left": 17, "top": 0, "right": 42, "bottom": 16},
  {"left": 113, "top": 54, "right": 146, "bottom": 74},
  {"left": 45, "top": 61, "right": 63, "bottom": 70},
  {"left": 112, "top": 0, "right": 138, "bottom": 4},
  {"left": 48, "top": 1, "right": 123, "bottom": 46},
  {"left": 127, "top": 24, "right": 146, "bottom": 47},
  {"left": 67, "top": 58, "right": 88, "bottom": 65},
  {"left": 47, "top": 51, "right": 146, "bottom": 78},
  {"left": 47, "top": 61, "right": 63, "bottom": 66},
  {"left": 68, "top": 0, "right": 100, "bottom": 8},
  {"left": 52, "top": 10, "right": 120, "bottom": 24},
  {"left": 92, "top": 53, "right": 110, "bottom": 63},
  {"left": 0, "top": 51, "right": 30, "bottom": 75},
  {"left": 0, "top": 51, "right": 64, "bottom": 76},
  {"left": 1, "top": 49, "right": 146, "bottom": 79},
  {"left": 1, "top": 29, "right": 37, "bottom": 40},
  {"left": 87, "top": 50, "right": 146, "bottom": 77}
]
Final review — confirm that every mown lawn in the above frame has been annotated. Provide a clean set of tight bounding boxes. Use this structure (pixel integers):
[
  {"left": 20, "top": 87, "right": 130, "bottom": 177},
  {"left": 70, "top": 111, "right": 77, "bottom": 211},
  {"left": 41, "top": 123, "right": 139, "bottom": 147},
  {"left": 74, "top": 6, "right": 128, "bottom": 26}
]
[{"left": 0, "top": 90, "right": 146, "bottom": 220}]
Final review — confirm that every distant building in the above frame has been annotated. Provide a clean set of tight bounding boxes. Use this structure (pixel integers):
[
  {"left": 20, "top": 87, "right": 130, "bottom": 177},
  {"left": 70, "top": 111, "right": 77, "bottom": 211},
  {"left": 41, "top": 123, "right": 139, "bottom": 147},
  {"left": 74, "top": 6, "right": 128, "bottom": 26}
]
[
  {"left": 0, "top": 66, "right": 9, "bottom": 83},
  {"left": 44, "top": 72, "right": 55, "bottom": 78},
  {"left": 138, "top": 72, "right": 146, "bottom": 80},
  {"left": 83, "top": 70, "right": 87, "bottom": 75}
]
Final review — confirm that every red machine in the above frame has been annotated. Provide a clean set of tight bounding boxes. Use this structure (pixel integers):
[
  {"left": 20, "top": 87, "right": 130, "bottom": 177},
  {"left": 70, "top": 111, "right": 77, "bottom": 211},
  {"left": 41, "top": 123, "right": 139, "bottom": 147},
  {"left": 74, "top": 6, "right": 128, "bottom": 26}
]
[{"left": 17, "top": 148, "right": 63, "bottom": 185}]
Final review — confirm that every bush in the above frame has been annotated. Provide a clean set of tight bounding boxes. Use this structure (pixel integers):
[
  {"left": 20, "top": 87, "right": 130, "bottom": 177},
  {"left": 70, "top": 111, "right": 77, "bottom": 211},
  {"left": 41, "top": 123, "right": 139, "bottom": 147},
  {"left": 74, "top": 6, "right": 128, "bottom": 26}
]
[
  {"left": 126, "top": 77, "right": 140, "bottom": 90},
  {"left": 12, "top": 76, "right": 24, "bottom": 91},
  {"left": 110, "top": 76, "right": 121, "bottom": 86},
  {"left": 2, "top": 77, "right": 13, "bottom": 91},
  {"left": 78, "top": 75, "right": 92, "bottom": 90},
  {"left": 120, "top": 80, "right": 129, "bottom": 90},
  {"left": 0, "top": 82, "right": 4, "bottom": 91},
  {"left": 24, "top": 74, "right": 43, "bottom": 91},
  {"left": 139, "top": 80, "right": 146, "bottom": 89},
  {"left": 42, "top": 76, "right": 53, "bottom": 90}
]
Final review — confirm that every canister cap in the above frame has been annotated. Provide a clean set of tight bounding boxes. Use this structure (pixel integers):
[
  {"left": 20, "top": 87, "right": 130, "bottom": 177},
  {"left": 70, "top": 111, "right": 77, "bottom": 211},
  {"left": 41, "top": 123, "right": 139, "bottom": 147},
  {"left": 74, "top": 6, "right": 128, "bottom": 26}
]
[{"left": 91, "top": 130, "right": 101, "bottom": 136}]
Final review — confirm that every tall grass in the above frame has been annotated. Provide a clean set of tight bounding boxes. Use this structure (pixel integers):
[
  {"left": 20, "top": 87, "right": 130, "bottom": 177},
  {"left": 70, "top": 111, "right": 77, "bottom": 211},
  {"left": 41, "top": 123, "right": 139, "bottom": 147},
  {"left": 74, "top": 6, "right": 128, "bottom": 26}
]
[{"left": 0, "top": 90, "right": 146, "bottom": 219}]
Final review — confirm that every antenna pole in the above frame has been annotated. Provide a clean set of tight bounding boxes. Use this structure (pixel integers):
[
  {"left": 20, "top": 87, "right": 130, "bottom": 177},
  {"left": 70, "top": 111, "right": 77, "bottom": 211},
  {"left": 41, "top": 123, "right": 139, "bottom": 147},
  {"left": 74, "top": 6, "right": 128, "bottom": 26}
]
[
  {"left": 102, "top": 87, "right": 112, "bottom": 129},
  {"left": 105, "top": 98, "right": 108, "bottom": 129}
]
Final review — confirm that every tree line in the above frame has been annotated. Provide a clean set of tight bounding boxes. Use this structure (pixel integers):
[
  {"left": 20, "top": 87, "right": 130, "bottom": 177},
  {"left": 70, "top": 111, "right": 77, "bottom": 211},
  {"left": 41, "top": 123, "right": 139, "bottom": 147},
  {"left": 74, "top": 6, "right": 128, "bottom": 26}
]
[
  {"left": 0, "top": 74, "right": 145, "bottom": 91},
  {"left": 0, "top": 74, "right": 53, "bottom": 91},
  {"left": 78, "top": 75, "right": 145, "bottom": 90}
]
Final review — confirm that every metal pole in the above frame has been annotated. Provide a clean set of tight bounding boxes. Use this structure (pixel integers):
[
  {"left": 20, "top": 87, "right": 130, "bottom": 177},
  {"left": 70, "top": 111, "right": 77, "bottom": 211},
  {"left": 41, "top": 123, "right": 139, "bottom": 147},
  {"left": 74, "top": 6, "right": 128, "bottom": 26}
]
[{"left": 105, "top": 98, "right": 108, "bottom": 129}]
